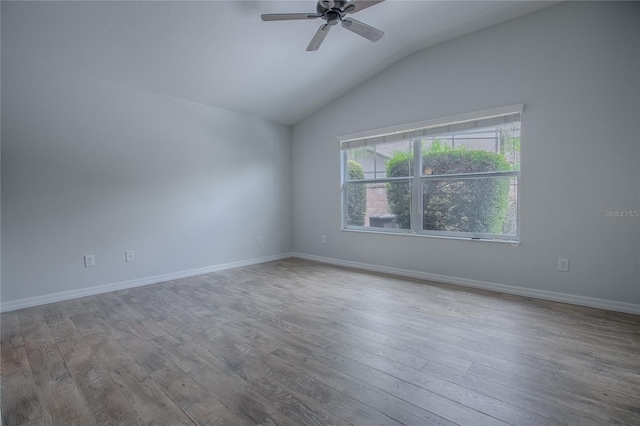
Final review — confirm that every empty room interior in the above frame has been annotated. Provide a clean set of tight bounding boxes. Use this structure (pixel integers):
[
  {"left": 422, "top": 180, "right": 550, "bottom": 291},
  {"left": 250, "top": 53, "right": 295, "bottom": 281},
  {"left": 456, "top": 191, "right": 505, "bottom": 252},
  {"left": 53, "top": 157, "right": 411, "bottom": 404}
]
[{"left": 1, "top": 1, "right": 639, "bottom": 425}]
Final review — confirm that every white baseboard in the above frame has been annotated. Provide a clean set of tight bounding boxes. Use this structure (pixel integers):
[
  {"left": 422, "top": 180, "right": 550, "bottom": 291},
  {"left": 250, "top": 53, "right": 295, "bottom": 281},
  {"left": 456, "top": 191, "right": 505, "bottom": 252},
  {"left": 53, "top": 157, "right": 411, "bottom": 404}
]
[
  {"left": 291, "top": 252, "right": 640, "bottom": 316},
  {"left": 4, "top": 251, "right": 638, "bottom": 316},
  {"left": 0, "top": 253, "right": 293, "bottom": 313}
]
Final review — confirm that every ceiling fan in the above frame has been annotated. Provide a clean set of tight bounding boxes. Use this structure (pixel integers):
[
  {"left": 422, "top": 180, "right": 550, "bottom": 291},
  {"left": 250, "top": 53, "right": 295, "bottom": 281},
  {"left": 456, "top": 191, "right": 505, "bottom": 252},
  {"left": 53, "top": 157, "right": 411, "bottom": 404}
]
[{"left": 261, "top": 0, "right": 385, "bottom": 51}]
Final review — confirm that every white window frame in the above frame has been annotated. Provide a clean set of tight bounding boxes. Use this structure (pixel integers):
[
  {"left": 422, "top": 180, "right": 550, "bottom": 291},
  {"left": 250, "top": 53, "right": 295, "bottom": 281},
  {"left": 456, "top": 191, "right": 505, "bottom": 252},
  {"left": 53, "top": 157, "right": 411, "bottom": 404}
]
[{"left": 339, "top": 105, "right": 523, "bottom": 242}]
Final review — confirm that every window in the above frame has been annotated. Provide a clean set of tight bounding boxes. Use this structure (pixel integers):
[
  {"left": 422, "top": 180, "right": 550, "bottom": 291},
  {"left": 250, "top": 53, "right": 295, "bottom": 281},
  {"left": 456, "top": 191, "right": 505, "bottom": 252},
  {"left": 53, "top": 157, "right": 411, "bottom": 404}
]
[{"left": 340, "top": 105, "right": 522, "bottom": 242}]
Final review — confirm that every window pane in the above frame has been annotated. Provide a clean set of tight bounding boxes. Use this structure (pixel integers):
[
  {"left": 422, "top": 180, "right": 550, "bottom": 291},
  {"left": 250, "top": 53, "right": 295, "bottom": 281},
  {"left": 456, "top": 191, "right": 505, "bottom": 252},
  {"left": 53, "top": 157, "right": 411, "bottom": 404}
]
[
  {"left": 342, "top": 108, "right": 521, "bottom": 240},
  {"left": 421, "top": 124, "right": 520, "bottom": 176},
  {"left": 346, "top": 158, "right": 366, "bottom": 181},
  {"left": 346, "top": 181, "right": 411, "bottom": 230},
  {"left": 502, "top": 176, "right": 519, "bottom": 236},
  {"left": 345, "top": 141, "right": 412, "bottom": 180},
  {"left": 422, "top": 176, "right": 517, "bottom": 235},
  {"left": 374, "top": 140, "right": 412, "bottom": 179}
]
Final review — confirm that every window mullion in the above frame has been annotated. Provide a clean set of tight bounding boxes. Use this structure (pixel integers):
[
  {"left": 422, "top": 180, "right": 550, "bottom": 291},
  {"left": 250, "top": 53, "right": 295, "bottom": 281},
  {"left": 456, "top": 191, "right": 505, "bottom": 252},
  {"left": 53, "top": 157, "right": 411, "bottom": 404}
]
[
  {"left": 411, "top": 139, "right": 422, "bottom": 233},
  {"left": 346, "top": 177, "right": 411, "bottom": 184},
  {"left": 341, "top": 150, "right": 348, "bottom": 228}
]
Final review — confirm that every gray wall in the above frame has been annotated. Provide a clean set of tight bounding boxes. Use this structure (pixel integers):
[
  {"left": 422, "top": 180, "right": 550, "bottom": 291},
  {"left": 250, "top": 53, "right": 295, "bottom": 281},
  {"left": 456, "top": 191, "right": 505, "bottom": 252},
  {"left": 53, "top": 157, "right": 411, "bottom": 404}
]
[
  {"left": 2, "top": 56, "right": 291, "bottom": 304},
  {"left": 2, "top": 1, "right": 638, "bottom": 310},
  {"left": 292, "top": 2, "right": 640, "bottom": 304}
]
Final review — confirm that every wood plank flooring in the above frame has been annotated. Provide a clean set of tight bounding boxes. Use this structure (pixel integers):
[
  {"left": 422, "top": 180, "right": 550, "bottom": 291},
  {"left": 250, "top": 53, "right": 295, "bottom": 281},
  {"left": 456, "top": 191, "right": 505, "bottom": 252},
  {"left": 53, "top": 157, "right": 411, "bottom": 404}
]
[{"left": 2, "top": 258, "right": 639, "bottom": 425}]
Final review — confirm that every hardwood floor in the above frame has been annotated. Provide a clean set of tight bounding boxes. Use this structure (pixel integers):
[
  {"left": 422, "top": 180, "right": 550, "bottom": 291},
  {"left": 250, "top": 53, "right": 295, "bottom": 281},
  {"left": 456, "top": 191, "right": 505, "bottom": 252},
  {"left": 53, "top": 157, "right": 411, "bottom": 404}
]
[{"left": 2, "top": 258, "right": 639, "bottom": 425}]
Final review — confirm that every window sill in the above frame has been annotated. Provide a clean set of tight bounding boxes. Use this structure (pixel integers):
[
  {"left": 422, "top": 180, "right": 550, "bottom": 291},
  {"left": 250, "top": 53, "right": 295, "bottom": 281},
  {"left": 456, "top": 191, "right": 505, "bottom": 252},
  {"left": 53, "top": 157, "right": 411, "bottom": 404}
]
[{"left": 341, "top": 227, "right": 520, "bottom": 245}]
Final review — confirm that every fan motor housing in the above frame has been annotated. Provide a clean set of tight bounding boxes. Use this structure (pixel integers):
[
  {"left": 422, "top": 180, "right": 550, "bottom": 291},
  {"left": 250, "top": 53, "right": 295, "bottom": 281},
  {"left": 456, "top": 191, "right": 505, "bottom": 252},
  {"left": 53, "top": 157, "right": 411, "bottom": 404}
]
[
  {"left": 326, "top": 11, "right": 341, "bottom": 25},
  {"left": 316, "top": 0, "right": 348, "bottom": 16}
]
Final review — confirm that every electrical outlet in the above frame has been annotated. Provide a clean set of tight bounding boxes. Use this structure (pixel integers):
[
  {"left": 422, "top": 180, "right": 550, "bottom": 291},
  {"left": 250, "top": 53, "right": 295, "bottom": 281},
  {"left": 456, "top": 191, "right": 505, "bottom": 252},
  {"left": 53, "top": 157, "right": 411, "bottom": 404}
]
[
  {"left": 321, "top": 235, "right": 326, "bottom": 244},
  {"left": 557, "top": 258, "right": 569, "bottom": 272},
  {"left": 257, "top": 235, "right": 262, "bottom": 245},
  {"left": 125, "top": 250, "right": 135, "bottom": 262},
  {"left": 84, "top": 255, "right": 95, "bottom": 268}
]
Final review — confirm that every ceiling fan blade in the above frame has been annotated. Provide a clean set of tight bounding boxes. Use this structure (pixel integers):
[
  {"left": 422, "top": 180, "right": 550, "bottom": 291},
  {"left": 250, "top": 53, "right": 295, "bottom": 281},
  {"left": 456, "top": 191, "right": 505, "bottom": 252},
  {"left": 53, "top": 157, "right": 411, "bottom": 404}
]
[
  {"left": 341, "top": 18, "right": 384, "bottom": 42},
  {"left": 306, "top": 24, "right": 332, "bottom": 51},
  {"left": 343, "top": 0, "right": 385, "bottom": 14},
  {"left": 261, "top": 13, "right": 319, "bottom": 21}
]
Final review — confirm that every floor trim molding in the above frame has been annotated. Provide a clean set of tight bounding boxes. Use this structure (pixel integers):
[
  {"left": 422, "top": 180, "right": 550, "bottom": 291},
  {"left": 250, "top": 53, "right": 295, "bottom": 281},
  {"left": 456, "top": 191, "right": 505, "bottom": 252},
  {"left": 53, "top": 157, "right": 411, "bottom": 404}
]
[
  {"left": 291, "top": 252, "right": 640, "bottom": 315},
  {"left": 0, "top": 253, "right": 293, "bottom": 313},
  {"left": 4, "top": 252, "right": 638, "bottom": 316}
]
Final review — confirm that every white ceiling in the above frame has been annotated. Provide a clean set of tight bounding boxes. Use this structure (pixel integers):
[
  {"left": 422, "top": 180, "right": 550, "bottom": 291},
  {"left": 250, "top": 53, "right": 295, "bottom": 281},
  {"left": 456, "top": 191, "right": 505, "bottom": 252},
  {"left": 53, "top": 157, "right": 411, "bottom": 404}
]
[{"left": 1, "top": 1, "right": 557, "bottom": 125}]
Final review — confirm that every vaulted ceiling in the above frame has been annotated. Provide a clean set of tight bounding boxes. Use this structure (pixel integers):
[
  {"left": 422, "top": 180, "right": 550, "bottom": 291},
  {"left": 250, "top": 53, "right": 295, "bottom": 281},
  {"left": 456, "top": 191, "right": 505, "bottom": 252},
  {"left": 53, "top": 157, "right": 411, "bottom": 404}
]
[{"left": 1, "top": 1, "right": 556, "bottom": 125}]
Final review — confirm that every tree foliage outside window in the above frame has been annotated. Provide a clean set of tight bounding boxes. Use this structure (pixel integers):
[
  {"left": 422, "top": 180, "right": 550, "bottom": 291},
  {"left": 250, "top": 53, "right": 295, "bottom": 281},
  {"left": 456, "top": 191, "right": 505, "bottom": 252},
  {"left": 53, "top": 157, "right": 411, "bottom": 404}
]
[
  {"left": 346, "top": 160, "right": 366, "bottom": 226},
  {"left": 387, "top": 142, "right": 512, "bottom": 234}
]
